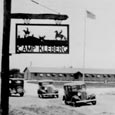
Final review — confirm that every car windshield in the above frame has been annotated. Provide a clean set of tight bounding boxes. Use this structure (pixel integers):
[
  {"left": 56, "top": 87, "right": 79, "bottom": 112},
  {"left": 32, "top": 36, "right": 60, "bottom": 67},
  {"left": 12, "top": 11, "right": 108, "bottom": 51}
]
[
  {"left": 71, "top": 84, "right": 86, "bottom": 91},
  {"left": 39, "top": 82, "right": 54, "bottom": 87},
  {"left": 71, "top": 85, "right": 82, "bottom": 91}
]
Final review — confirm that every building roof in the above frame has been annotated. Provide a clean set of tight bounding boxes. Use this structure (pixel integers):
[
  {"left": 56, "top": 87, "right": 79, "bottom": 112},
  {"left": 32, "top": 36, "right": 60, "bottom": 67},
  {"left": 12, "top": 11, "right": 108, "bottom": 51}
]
[
  {"left": 24, "top": 67, "right": 115, "bottom": 74},
  {"left": 38, "top": 79, "right": 54, "bottom": 83},
  {"left": 64, "top": 81, "right": 85, "bottom": 86},
  {"left": 24, "top": 67, "right": 78, "bottom": 74}
]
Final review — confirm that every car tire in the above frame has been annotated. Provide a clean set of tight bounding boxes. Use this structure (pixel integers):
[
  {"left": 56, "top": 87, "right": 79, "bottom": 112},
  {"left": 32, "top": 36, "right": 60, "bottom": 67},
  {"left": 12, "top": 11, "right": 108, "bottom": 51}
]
[
  {"left": 92, "top": 101, "right": 96, "bottom": 105},
  {"left": 41, "top": 95, "right": 44, "bottom": 98},
  {"left": 64, "top": 100, "right": 68, "bottom": 105},
  {"left": 38, "top": 95, "right": 41, "bottom": 98},
  {"left": 75, "top": 103, "right": 80, "bottom": 107},
  {"left": 20, "top": 92, "right": 24, "bottom": 97},
  {"left": 72, "top": 101, "right": 76, "bottom": 107},
  {"left": 71, "top": 97, "right": 77, "bottom": 107}
]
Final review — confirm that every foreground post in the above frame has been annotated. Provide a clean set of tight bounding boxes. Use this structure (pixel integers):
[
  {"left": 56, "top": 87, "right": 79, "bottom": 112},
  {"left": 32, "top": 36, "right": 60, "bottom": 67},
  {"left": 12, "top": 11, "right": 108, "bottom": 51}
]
[{"left": 1, "top": 0, "right": 11, "bottom": 115}]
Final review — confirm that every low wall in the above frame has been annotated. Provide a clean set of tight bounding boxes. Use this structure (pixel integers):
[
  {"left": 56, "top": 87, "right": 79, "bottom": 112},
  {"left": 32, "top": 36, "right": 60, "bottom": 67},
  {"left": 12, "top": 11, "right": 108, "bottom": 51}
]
[{"left": 26, "top": 80, "right": 115, "bottom": 88}]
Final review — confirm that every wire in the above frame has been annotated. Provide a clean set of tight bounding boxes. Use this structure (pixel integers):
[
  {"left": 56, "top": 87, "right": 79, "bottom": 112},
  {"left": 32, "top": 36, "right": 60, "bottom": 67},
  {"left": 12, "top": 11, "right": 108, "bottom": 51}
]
[{"left": 31, "top": 0, "right": 60, "bottom": 14}]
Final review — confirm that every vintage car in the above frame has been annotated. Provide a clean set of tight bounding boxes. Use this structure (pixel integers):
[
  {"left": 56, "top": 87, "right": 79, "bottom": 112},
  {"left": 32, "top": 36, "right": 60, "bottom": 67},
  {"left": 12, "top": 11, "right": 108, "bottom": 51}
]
[
  {"left": 9, "top": 78, "right": 24, "bottom": 96},
  {"left": 62, "top": 81, "right": 96, "bottom": 106},
  {"left": 37, "top": 79, "right": 59, "bottom": 98}
]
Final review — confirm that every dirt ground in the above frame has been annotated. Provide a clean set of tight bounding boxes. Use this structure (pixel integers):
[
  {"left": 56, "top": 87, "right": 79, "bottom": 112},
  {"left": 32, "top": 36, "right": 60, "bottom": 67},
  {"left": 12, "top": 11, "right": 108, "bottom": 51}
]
[{"left": 9, "top": 81, "right": 115, "bottom": 115}]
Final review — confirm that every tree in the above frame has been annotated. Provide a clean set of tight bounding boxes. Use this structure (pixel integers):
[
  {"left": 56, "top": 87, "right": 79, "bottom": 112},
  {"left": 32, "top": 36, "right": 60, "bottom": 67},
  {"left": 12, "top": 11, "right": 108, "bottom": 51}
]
[
  {"left": 9, "top": 68, "right": 20, "bottom": 77},
  {"left": 9, "top": 68, "right": 23, "bottom": 78},
  {"left": 73, "top": 71, "right": 83, "bottom": 80}
]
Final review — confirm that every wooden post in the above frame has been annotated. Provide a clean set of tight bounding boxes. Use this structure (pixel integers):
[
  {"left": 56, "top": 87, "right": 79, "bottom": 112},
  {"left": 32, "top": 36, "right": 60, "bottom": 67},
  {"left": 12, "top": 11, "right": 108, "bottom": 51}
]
[{"left": 1, "top": 0, "right": 11, "bottom": 115}]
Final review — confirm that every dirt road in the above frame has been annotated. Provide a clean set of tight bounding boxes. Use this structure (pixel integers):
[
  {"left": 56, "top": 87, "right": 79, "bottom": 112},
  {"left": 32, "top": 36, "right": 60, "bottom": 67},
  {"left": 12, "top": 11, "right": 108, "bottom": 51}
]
[{"left": 9, "top": 81, "right": 115, "bottom": 115}]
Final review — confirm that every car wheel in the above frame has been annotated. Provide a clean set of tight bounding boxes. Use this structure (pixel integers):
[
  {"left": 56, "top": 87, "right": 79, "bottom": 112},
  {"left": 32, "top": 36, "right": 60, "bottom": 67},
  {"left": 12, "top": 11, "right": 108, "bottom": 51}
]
[
  {"left": 38, "top": 95, "right": 41, "bottom": 98},
  {"left": 92, "top": 101, "right": 96, "bottom": 105},
  {"left": 72, "top": 101, "right": 76, "bottom": 107},
  {"left": 64, "top": 100, "right": 68, "bottom": 105},
  {"left": 75, "top": 103, "right": 80, "bottom": 107},
  {"left": 20, "top": 92, "right": 24, "bottom": 97},
  {"left": 56, "top": 95, "right": 59, "bottom": 98},
  {"left": 41, "top": 95, "right": 44, "bottom": 98},
  {"left": 71, "top": 98, "right": 76, "bottom": 107}
]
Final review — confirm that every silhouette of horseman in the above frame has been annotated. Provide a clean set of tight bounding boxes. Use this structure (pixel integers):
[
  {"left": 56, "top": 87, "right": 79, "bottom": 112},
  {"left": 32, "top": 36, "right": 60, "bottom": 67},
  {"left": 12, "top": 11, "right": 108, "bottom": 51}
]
[
  {"left": 38, "top": 35, "right": 46, "bottom": 42},
  {"left": 54, "top": 30, "right": 66, "bottom": 40},
  {"left": 23, "top": 27, "right": 30, "bottom": 38}
]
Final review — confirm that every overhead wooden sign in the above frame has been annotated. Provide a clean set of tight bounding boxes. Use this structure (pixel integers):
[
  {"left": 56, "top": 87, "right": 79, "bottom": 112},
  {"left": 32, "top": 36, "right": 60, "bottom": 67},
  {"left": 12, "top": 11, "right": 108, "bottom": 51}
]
[
  {"left": 11, "top": 13, "right": 68, "bottom": 20},
  {"left": 16, "top": 24, "right": 69, "bottom": 54}
]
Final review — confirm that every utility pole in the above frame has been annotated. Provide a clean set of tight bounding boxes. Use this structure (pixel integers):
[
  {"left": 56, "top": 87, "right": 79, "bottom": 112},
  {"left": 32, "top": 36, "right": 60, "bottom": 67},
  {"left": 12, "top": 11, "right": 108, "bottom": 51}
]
[{"left": 1, "top": 0, "right": 11, "bottom": 115}]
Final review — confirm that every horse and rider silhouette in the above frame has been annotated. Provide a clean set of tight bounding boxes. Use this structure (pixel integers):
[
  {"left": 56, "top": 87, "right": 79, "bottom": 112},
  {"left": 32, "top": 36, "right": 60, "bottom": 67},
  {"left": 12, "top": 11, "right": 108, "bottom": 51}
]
[
  {"left": 38, "top": 35, "right": 46, "bottom": 42},
  {"left": 23, "top": 27, "right": 30, "bottom": 38},
  {"left": 54, "top": 30, "right": 66, "bottom": 40},
  {"left": 23, "top": 28, "right": 66, "bottom": 41}
]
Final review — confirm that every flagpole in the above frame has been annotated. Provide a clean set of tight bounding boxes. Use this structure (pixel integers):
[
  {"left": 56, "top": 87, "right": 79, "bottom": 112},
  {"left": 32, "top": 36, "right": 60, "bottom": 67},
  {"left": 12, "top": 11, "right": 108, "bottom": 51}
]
[
  {"left": 82, "top": 10, "right": 96, "bottom": 81},
  {"left": 83, "top": 9, "right": 87, "bottom": 81}
]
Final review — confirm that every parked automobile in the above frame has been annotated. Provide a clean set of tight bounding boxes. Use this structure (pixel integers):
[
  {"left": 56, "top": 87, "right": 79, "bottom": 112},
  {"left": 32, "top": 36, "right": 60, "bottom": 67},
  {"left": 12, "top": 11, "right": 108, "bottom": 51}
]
[
  {"left": 37, "top": 79, "right": 59, "bottom": 98},
  {"left": 62, "top": 81, "right": 96, "bottom": 106},
  {"left": 9, "top": 78, "right": 24, "bottom": 96}
]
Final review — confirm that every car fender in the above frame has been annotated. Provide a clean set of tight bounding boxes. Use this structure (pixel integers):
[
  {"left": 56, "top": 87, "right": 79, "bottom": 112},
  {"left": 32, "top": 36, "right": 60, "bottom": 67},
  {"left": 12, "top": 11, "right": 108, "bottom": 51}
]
[
  {"left": 62, "top": 95, "right": 65, "bottom": 100},
  {"left": 72, "top": 95, "right": 80, "bottom": 101},
  {"left": 88, "top": 94, "right": 96, "bottom": 99},
  {"left": 54, "top": 89, "right": 58, "bottom": 93}
]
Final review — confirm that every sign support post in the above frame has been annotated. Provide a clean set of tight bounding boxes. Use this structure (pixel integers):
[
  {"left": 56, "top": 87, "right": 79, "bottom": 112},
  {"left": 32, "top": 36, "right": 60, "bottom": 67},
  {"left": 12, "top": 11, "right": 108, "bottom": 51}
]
[{"left": 1, "top": 0, "right": 11, "bottom": 115}]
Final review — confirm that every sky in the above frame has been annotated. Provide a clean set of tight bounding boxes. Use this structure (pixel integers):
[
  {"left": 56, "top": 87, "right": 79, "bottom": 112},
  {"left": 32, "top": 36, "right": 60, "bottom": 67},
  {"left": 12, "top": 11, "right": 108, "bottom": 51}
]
[{"left": 1, "top": 0, "right": 115, "bottom": 72}]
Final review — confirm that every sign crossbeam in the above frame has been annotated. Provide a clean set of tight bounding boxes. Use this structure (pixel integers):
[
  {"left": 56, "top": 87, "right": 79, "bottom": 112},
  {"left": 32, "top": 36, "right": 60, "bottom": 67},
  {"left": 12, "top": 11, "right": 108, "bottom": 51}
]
[{"left": 11, "top": 13, "right": 68, "bottom": 20}]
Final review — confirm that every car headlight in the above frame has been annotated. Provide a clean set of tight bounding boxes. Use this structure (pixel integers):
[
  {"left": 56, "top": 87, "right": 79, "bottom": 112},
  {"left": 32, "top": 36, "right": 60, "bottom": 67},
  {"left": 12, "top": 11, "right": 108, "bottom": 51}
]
[
  {"left": 78, "top": 92, "right": 81, "bottom": 96},
  {"left": 9, "top": 80, "right": 12, "bottom": 84},
  {"left": 16, "top": 81, "right": 21, "bottom": 83}
]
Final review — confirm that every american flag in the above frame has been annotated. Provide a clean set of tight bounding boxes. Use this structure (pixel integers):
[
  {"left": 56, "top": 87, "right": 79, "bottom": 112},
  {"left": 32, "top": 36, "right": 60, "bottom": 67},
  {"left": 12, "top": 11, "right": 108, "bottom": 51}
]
[{"left": 86, "top": 10, "right": 96, "bottom": 19}]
